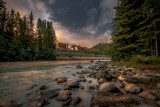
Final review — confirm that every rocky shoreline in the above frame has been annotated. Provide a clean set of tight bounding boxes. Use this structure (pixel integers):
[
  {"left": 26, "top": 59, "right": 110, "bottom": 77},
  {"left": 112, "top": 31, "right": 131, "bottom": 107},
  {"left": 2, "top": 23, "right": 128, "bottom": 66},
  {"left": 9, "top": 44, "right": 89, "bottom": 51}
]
[{"left": 0, "top": 60, "right": 160, "bottom": 107}]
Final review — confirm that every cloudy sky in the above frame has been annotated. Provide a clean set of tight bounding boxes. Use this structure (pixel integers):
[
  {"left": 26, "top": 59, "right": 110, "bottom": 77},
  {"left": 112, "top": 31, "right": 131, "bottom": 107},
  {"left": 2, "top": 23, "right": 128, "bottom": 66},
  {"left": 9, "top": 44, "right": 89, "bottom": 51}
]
[{"left": 5, "top": 0, "right": 117, "bottom": 48}]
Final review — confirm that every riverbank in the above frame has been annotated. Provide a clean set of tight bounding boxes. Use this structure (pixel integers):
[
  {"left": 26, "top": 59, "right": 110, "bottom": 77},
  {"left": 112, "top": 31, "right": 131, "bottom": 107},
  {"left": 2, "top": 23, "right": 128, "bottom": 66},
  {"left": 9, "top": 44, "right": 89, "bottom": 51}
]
[{"left": 57, "top": 56, "right": 109, "bottom": 60}]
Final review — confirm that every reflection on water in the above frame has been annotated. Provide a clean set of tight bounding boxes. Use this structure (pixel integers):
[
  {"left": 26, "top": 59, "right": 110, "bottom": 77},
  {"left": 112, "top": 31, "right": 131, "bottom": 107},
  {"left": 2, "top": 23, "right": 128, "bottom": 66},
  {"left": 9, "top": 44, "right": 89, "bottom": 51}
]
[{"left": 0, "top": 60, "right": 98, "bottom": 107}]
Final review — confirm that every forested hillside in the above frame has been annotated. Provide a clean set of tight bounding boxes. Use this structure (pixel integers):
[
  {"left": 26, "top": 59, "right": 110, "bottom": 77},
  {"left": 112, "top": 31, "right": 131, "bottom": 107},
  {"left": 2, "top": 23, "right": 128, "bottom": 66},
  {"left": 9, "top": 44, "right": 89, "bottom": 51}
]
[
  {"left": 0, "top": 0, "right": 57, "bottom": 61},
  {"left": 108, "top": 0, "right": 160, "bottom": 64}
]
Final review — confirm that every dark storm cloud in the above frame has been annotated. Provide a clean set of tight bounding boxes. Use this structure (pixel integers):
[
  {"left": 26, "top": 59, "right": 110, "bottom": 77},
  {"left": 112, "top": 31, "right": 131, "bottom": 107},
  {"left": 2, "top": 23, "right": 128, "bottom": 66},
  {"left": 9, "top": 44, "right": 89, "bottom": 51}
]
[
  {"left": 40, "top": 0, "right": 117, "bottom": 37},
  {"left": 5, "top": 0, "right": 117, "bottom": 46}
]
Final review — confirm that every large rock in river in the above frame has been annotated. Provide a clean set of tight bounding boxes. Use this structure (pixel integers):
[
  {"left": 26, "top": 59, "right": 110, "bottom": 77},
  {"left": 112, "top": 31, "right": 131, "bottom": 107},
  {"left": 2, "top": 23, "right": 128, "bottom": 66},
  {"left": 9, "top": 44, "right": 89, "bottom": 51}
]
[
  {"left": 90, "top": 91, "right": 136, "bottom": 107},
  {"left": 139, "top": 91, "right": 158, "bottom": 101},
  {"left": 124, "top": 84, "right": 141, "bottom": 94}
]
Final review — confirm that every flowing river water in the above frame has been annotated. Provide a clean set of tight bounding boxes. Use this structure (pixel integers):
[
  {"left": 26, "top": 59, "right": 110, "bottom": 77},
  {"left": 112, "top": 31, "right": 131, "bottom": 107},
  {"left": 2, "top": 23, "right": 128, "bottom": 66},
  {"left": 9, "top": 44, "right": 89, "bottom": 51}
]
[{"left": 0, "top": 60, "right": 102, "bottom": 107}]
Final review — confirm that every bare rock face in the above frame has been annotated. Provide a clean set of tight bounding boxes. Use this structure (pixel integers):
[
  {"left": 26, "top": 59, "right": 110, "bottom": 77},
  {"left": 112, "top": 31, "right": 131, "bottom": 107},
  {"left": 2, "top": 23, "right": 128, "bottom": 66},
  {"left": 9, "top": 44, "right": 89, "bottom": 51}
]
[
  {"left": 70, "top": 97, "right": 81, "bottom": 106},
  {"left": 124, "top": 84, "right": 141, "bottom": 94},
  {"left": 30, "top": 99, "right": 49, "bottom": 107},
  {"left": 56, "top": 77, "right": 67, "bottom": 83},
  {"left": 139, "top": 91, "right": 158, "bottom": 101}
]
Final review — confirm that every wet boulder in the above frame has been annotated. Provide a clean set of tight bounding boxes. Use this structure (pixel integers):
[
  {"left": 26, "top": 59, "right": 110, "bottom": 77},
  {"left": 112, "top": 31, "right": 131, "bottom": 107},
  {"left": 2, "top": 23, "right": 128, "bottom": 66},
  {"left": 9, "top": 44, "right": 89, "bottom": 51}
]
[
  {"left": 70, "top": 97, "right": 81, "bottom": 106},
  {"left": 30, "top": 99, "right": 49, "bottom": 107},
  {"left": 124, "top": 84, "right": 141, "bottom": 94},
  {"left": 139, "top": 91, "right": 158, "bottom": 101},
  {"left": 56, "top": 77, "right": 67, "bottom": 83},
  {"left": 99, "top": 82, "right": 119, "bottom": 92}
]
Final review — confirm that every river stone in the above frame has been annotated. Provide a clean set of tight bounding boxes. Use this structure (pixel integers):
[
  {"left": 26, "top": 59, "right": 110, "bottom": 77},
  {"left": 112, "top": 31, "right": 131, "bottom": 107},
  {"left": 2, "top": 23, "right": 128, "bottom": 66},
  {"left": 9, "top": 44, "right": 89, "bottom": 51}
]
[
  {"left": 77, "top": 70, "right": 85, "bottom": 74},
  {"left": 79, "top": 75, "right": 85, "bottom": 78},
  {"left": 99, "top": 82, "right": 119, "bottom": 92},
  {"left": 30, "top": 99, "right": 49, "bottom": 107},
  {"left": 76, "top": 65, "right": 83, "bottom": 69},
  {"left": 124, "top": 84, "right": 141, "bottom": 94},
  {"left": 59, "top": 90, "right": 72, "bottom": 96},
  {"left": 57, "top": 77, "right": 67, "bottom": 83},
  {"left": 56, "top": 95, "right": 71, "bottom": 101},
  {"left": 118, "top": 75, "right": 127, "bottom": 81},
  {"left": 64, "top": 81, "right": 79, "bottom": 89},
  {"left": 90, "top": 91, "right": 136, "bottom": 107},
  {"left": 139, "top": 91, "right": 157, "bottom": 101},
  {"left": 70, "top": 97, "right": 81, "bottom": 105}
]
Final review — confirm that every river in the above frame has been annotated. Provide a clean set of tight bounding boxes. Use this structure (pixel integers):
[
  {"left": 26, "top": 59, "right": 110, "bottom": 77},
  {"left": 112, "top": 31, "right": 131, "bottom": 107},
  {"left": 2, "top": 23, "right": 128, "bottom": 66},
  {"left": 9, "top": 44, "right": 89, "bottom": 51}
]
[{"left": 0, "top": 60, "right": 101, "bottom": 107}]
